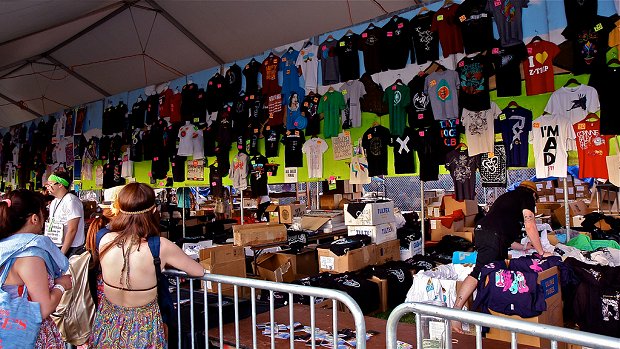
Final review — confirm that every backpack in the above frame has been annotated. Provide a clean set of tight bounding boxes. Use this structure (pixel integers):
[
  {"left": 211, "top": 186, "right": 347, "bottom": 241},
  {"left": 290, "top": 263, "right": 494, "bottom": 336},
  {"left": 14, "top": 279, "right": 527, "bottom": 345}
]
[{"left": 50, "top": 249, "right": 95, "bottom": 345}]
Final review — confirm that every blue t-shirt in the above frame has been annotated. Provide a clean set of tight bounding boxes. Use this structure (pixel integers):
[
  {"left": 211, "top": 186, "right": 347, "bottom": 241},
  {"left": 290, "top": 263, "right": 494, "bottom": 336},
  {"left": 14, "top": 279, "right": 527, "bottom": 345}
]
[
  {"left": 496, "top": 106, "right": 532, "bottom": 167},
  {"left": 280, "top": 49, "right": 301, "bottom": 101}
]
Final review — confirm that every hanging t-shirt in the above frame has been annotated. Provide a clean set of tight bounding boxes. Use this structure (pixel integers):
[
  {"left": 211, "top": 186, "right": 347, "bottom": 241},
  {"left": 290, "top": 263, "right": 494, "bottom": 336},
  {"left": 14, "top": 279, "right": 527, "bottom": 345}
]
[
  {"left": 350, "top": 142, "right": 371, "bottom": 184},
  {"left": 263, "top": 126, "right": 281, "bottom": 158},
  {"left": 455, "top": 0, "right": 494, "bottom": 54},
  {"left": 265, "top": 89, "right": 284, "bottom": 127},
  {"left": 497, "top": 106, "right": 532, "bottom": 167},
  {"left": 381, "top": 16, "right": 411, "bottom": 70},
  {"left": 339, "top": 80, "right": 366, "bottom": 129},
  {"left": 224, "top": 64, "right": 242, "bottom": 103},
  {"left": 319, "top": 39, "right": 341, "bottom": 85},
  {"left": 456, "top": 54, "right": 493, "bottom": 111},
  {"left": 298, "top": 93, "right": 321, "bottom": 137},
  {"left": 229, "top": 152, "right": 249, "bottom": 190},
  {"left": 489, "top": 42, "right": 527, "bottom": 97},
  {"left": 523, "top": 40, "right": 560, "bottom": 96},
  {"left": 530, "top": 114, "right": 576, "bottom": 178},
  {"left": 206, "top": 74, "right": 226, "bottom": 113},
  {"left": 282, "top": 130, "right": 305, "bottom": 168},
  {"left": 589, "top": 64, "right": 620, "bottom": 134},
  {"left": 430, "top": 4, "right": 464, "bottom": 58},
  {"left": 179, "top": 84, "right": 197, "bottom": 122},
  {"left": 336, "top": 34, "right": 361, "bottom": 81},
  {"left": 361, "top": 125, "right": 391, "bottom": 177},
  {"left": 563, "top": 0, "right": 598, "bottom": 39},
  {"left": 573, "top": 117, "right": 611, "bottom": 179},
  {"left": 280, "top": 49, "right": 301, "bottom": 100},
  {"left": 437, "top": 118, "right": 461, "bottom": 162},
  {"left": 208, "top": 164, "right": 224, "bottom": 198},
  {"left": 409, "top": 11, "right": 439, "bottom": 65},
  {"left": 145, "top": 93, "right": 159, "bottom": 124},
  {"left": 169, "top": 92, "right": 182, "bottom": 122},
  {"left": 461, "top": 102, "right": 501, "bottom": 156},
  {"left": 296, "top": 44, "right": 319, "bottom": 92},
  {"left": 250, "top": 155, "right": 269, "bottom": 197},
  {"left": 392, "top": 127, "right": 416, "bottom": 174},
  {"left": 285, "top": 91, "right": 303, "bottom": 131},
  {"left": 445, "top": 148, "right": 479, "bottom": 201},
  {"left": 383, "top": 84, "right": 411, "bottom": 137},
  {"left": 261, "top": 54, "right": 281, "bottom": 96},
  {"left": 171, "top": 155, "right": 185, "bottom": 182},
  {"left": 318, "top": 90, "right": 346, "bottom": 138},
  {"left": 425, "top": 69, "right": 460, "bottom": 120},
  {"left": 302, "top": 137, "right": 328, "bottom": 178},
  {"left": 563, "top": 16, "right": 616, "bottom": 75},
  {"left": 158, "top": 88, "right": 173, "bottom": 118},
  {"left": 120, "top": 149, "right": 133, "bottom": 178},
  {"left": 479, "top": 144, "right": 507, "bottom": 187},
  {"left": 544, "top": 85, "right": 600, "bottom": 124},
  {"left": 359, "top": 25, "right": 386, "bottom": 75},
  {"left": 243, "top": 59, "right": 262, "bottom": 94},
  {"left": 407, "top": 74, "right": 434, "bottom": 129},
  {"left": 486, "top": 0, "right": 529, "bottom": 47}
]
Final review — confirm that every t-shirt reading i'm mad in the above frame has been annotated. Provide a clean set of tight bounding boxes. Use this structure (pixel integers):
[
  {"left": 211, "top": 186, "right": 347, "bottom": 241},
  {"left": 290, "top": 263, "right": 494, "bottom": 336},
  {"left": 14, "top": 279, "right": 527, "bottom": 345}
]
[{"left": 530, "top": 114, "right": 576, "bottom": 179}]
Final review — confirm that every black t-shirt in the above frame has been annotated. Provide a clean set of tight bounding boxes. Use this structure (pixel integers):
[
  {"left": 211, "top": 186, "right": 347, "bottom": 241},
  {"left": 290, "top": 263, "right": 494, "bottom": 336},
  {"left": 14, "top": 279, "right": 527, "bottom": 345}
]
[
  {"left": 99, "top": 136, "right": 111, "bottom": 161},
  {"left": 181, "top": 83, "right": 198, "bottom": 121},
  {"left": 263, "top": 127, "right": 281, "bottom": 158},
  {"left": 359, "top": 26, "right": 386, "bottom": 75},
  {"left": 130, "top": 99, "right": 146, "bottom": 129},
  {"left": 336, "top": 34, "right": 361, "bottom": 81},
  {"left": 102, "top": 105, "right": 115, "bottom": 136},
  {"left": 478, "top": 187, "right": 536, "bottom": 248},
  {"left": 282, "top": 130, "right": 305, "bottom": 167},
  {"left": 455, "top": 0, "right": 494, "bottom": 54},
  {"left": 391, "top": 127, "right": 416, "bottom": 174},
  {"left": 172, "top": 155, "right": 186, "bottom": 182},
  {"left": 248, "top": 127, "right": 260, "bottom": 156},
  {"left": 193, "top": 88, "right": 208, "bottom": 123},
  {"left": 301, "top": 93, "right": 322, "bottom": 136},
  {"left": 437, "top": 118, "right": 461, "bottom": 163},
  {"left": 411, "top": 125, "right": 441, "bottom": 181},
  {"left": 215, "top": 108, "right": 233, "bottom": 151},
  {"left": 407, "top": 74, "right": 434, "bottom": 129},
  {"left": 209, "top": 164, "right": 224, "bottom": 198},
  {"left": 146, "top": 93, "right": 160, "bottom": 125},
  {"left": 206, "top": 74, "right": 226, "bottom": 113},
  {"left": 224, "top": 64, "right": 242, "bottom": 103},
  {"left": 243, "top": 60, "right": 262, "bottom": 95},
  {"left": 381, "top": 16, "right": 411, "bottom": 70},
  {"left": 231, "top": 94, "right": 249, "bottom": 138},
  {"left": 456, "top": 53, "right": 493, "bottom": 111},
  {"left": 562, "top": 0, "right": 598, "bottom": 40},
  {"left": 202, "top": 125, "right": 217, "bottom": 157},
  {"left": 409, "top": 11, "right": 439, "bottom": 65},
  {"left": 103, "top": 158, "right": 126, "bottom": 189},
  {"left": 589, "top": 64, "right": 620, "bottom": 135},
  {"left": 130, "top": 129, "right": 143, "bottom": 162},
  {"left": 564, "top": 15, "right": 617, "bottom": 75},
  {"left": 250, "top": 155, "right": 269, "bottom": 197},
  {"left": 361, "top": 125, "right": 391, "bottom": 177},
  {"left": 489, "top": 42, "right": 527, "bottom": 97}
]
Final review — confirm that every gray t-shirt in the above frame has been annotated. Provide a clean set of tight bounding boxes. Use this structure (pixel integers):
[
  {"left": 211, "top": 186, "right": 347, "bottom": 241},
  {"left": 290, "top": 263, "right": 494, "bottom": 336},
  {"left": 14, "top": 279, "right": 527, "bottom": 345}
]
[
  {"left": 424, "top": 70, "right": 460, "bottom": 120},
  {"left": 319, "top": 39, "right": 340, "bottom": 86},
  {"left": 486, "top": 0, "right": 529, "bottom": 47},
  {"left": 229, "top": 152, "right": 249, "bottom": 190},
  {"left": 339, "top": 80, "right": 367, "bottom": 128},
  {"left": 445, "top": 148, "right": 479, "bottom": 201}
]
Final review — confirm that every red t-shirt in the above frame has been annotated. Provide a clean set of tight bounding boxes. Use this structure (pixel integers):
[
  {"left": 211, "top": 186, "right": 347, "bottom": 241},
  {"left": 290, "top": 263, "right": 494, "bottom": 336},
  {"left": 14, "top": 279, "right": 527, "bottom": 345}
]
[
  {"left": 523, "top": 40, "right": 560, "bottom": 96},
  {"left": 265, "top": 87, "right": 284, "bottom": 127},
  {"left": 261, "top": 54, "right": 281, "bottom": 96},
  {"left": 573, "top": 117, "right": 611, "bottom": 179},
  {"left": 430, "top": 4, "right": 464, "bottom": 58},
  {"left": 158, "top": 88, "right": 173, "bottom": 118},
  {"left": 169, "top": 92, "right": 182, "bottom": 122}
]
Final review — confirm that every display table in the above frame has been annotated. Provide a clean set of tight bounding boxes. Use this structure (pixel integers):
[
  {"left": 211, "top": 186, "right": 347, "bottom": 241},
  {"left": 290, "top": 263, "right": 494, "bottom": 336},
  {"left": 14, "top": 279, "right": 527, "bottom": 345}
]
[{"left": 207, "top": 304, "right": 533, "bottom": 349}]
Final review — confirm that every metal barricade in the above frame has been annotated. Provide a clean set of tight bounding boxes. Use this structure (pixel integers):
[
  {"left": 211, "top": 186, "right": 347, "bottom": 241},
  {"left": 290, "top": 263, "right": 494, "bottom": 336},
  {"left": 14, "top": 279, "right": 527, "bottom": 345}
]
[
  {"left": 164, "top": 269, "right": 367, "bottom": 349},
  {"left": 386, "top": 302, "right": 620, "bottom": 349}
]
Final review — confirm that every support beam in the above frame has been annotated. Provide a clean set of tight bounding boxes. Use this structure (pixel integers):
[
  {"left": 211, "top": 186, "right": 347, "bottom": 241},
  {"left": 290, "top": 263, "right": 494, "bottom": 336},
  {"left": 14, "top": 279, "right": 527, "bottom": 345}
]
[
  {"left": 143, "top": 0, "right": 225, "bottom": 65},
  {"left": 46, "top": 55, "right": 111, "bottom": 97},
  {"left": 0, "top": 92, "right": 43, "bottom": 118}
]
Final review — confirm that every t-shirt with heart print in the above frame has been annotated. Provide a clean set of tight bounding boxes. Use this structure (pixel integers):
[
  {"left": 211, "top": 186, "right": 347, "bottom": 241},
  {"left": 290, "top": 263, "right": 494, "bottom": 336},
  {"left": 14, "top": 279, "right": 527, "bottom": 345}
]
[{"left": 523, "top": 40, "right": 560, "bottom": 96}]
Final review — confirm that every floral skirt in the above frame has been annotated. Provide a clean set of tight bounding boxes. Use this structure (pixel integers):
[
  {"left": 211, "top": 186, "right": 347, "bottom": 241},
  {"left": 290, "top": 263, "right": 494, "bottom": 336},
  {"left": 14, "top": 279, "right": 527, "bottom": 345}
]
[
  {"left": 90, "top": 297, "right": 166, "bottom": 349},
  {"left": 35, "top": 317, "right": 64, "bottom": 349}
]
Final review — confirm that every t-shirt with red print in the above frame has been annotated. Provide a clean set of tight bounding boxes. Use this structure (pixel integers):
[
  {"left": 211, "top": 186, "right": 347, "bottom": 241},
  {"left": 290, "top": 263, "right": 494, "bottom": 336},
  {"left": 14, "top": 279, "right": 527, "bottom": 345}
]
[
  {"left": 261, "top": 54, "right": 281, "bottom": 96},
  {"left": 572, "top": 116, "right": 611, "bottom": 179},
  {"left": 430, "top": 4, "right": 464, "bottom": 58},
  {"left": 523, "top": 40, "right": 560, "bottom": 96}
]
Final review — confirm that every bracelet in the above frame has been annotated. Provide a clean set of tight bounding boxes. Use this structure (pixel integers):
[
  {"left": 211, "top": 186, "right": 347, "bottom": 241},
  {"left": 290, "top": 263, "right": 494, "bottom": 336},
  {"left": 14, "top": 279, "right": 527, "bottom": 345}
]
[{"left": 53, "top": 284, "right": 66, "bottom": 294}]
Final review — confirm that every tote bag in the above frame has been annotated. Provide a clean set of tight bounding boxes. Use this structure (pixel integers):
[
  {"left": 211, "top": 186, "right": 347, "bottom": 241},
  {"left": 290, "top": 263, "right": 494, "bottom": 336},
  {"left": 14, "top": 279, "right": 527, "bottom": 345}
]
[
  {"left": 606, "top": 137, "right": 620, "bottom": 187},
  {"left": 0, "top": 258, "right": 43, "bottom": 347}
]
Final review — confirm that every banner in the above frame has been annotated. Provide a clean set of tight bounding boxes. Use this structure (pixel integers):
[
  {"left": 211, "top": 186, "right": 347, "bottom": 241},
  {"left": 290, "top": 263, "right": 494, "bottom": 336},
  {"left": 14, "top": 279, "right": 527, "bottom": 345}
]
[{"left": 187, "top": 160, "right": 204, "bottom": 181}]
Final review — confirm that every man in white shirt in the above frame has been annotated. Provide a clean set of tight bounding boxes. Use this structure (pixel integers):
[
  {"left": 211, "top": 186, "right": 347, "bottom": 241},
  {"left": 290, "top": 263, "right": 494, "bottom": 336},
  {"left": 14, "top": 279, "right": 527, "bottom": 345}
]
[{"left": 45, "top": 171, "right": 85, "bottom": 257}]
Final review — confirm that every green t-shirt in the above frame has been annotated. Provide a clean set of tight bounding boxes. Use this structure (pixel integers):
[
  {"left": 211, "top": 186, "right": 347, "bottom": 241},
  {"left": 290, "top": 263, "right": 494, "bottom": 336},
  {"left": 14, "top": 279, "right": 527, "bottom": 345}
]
[
  {"left": 383, "top": 84, "right": 411, "bottom": 137},
  {"left": 318, "top": 90, "right": 346, "bottom": 138}
]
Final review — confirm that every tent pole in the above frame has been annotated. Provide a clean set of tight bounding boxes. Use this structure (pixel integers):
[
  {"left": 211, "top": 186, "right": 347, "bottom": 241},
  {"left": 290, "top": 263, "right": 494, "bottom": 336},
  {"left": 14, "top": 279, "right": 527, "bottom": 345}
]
[
  {"left": 420, "top": 180, "right": 425, "bottom": 256},
  {"left": 181, "top": 187, "right": 186, "bottom": 239},
  {"left": 240, "top": 188, "right": 244, "bottom": 225},
  {"left": 564, "top": 177, "right": 570, "bottom": 231}
]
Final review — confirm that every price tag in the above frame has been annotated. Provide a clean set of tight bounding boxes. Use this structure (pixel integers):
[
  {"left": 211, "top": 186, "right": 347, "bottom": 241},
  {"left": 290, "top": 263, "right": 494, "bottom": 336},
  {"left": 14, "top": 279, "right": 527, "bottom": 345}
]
[
  {"left": 498, "top": 113, "right": 506, "bottom": 121},
  {"left": 254, "top": 128, "right": 259, "bottom": 133},
  {"left": 322, "top": 45, "right": 327, "bottom": 50},
  {"left": 339, "top": 41, "right": 345, "bottom": 47},
  {"left": 594, "top": 23, "right": 603, "bottom": 32},
  {"left": 418, "top": 113, "right": 424, "bottom": 120},
  {"left": 362, "top": 33, "right": 368, "bottom": 38},
  {"left": 398, "top": 23, "right": 404, "bottom": 29},
  {"left": 419, "top": 131, "right": 425, "bottom": 137},
  {"left": 487, "top": 152, "right": 495, "bottom": 158},
  {"left": 492, "top": 48, "right": 500, "bottom": 54},
  {"left": 458, "top": 61, "right": 464, "bottom": 67},
  {"left": 250, "top": 95, "right": 255, "bottom": 100},
  {"left": 194, "top": 118, "right": 199, "bottom": 123},
  {"left": 533, "top": 122, "right": 540, "bottom": 128},
  {"left": 342, "top": 89, "right": 347, "bottom": 95},
  {"left": 577, "top": 123, "right": 586, "bottom": 130},
  {"left": 437, "top": 15, "right": 444, "bottom": 21},
  {"left": 286, "top": 69, "right": 290, "bottom": 75},
  {"left": 344, "top": 130, "right": 350, "bottom": 137},
  {"left": 245, "top": 64, "right": 249, "bottom": 69},
  {"left": 304, "top": 101, "right": 309, "bottom": 107},
  {"left": 527, "top": 47, "right": 533, "bottom": 54},
  {"left": 217, "top": 84, "right": 222, "bottom": 88},
  {"left": 367, "top": 134, "right": 372, "bottom": 139},
  {"left": 494, "top": 133, "right": 503, "bottom": 142},
  {"left": 208, "top": 81, "right": 213, "bottom": 85},
  {"left": 494, "top": 0, "right": 501, "bottom": 6},
  {"left": 430, "top": 80, "right": 437, "bottom": 87},
  {"left": 282, "top": 57, "right": 287, "bottom": 62},
  {"left": 459, "top": 15, "right": 466, "bottom": 22},
  {"left": 266, "top": 125, "right": 271, "bottom": 130},
  {"left": 387, "top": 31, "right": 393, "bottom": 37},
  {"left": 392, "top": 85, "right": 397, "bottom": 90}
]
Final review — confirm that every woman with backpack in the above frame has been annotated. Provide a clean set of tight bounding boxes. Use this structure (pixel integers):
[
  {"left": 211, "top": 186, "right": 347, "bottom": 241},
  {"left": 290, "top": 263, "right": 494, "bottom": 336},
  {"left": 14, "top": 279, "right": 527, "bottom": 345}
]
[
  {"left": 90, "top": 183, "right": 204, "bottom": 348},
  {"left": 0, "top": 189, "right": 72, "bottom": 348}
]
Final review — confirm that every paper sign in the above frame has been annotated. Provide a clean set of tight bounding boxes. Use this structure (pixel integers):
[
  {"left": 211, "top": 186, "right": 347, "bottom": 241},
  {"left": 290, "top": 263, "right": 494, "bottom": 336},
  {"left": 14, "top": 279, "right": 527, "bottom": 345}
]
[
  {"left": 437, "top": 15, "right": 444, "bottom": 21},
  {"left": 332, "top": 133, "right": 352, "bottom": 160},
  {"left": 284, "top": 167, "right": 298, "bottom": 183},
  {"left": 187, "top": 159, "right": 204, "bottom": 181}
]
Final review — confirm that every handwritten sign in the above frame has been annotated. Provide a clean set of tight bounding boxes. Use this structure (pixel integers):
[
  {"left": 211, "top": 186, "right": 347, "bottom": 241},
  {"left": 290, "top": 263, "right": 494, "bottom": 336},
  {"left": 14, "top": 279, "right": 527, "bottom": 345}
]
[
  {"left": 186, "top": 159, "right": 204, "bottom": 181},
  {"left": 332, "top": 133, "right": 352, "bottom": 161},
  {"left": 284, "top": 167, "right": 298, "bottom": 183}
]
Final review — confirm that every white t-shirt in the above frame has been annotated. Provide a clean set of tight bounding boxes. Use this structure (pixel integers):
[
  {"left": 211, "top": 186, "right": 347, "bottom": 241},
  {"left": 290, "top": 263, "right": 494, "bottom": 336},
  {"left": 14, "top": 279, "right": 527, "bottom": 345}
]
[
  {"left": 544, "top": 85, "right": 600, "bottom": 124},
  {"left": 302, "top": 137, "right": 328, "bottom": 178},
  {"left": 192, "top": 129, "right": 204, "bottom": 160},
  {"left": 121, "top": 149, "right": 133, "bottom": 178},
  {"left": 177, "top": 124, "right": 197, "bottom": 157},
  {"left": 82, "top": 161, "right": 93, "bottom": 181},
  {"left": 296, "top": 44, "right": 319, "bottom": 92},
  {"left": 95, "top": 165, "right": 104, "bottom": 187},
  {"left": 530, "top": 114, "right": 576, "bottom": 178},
  {"left": 461, "top": 102, "right": 501, "bottom": 156},
  {"left": 339, "top": 80, "right": 367, "bottom": 128},
  {"left": 11, "top": 146, "right": 19, "bottom": 164},
  {"left": 55, "top": 138, "right": 68, "bottom": 164},
  {"left": 55, "top": 115, "right": 66, "bottom": 140},
  {"left": 48, "top": 194, "right": 85, "bottom": 248}
]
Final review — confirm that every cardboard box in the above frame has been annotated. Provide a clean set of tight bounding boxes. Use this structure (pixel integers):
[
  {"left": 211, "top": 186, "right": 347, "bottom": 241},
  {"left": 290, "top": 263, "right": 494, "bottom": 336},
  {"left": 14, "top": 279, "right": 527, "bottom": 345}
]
[
  {"left": 464, "top": 214, "right": 476, "bottom": 227},
  {"left": 427, "top": 204, "right": 442, "bottom": 217},
  {"left": 430, "top": 218, "right": 465, "bottom": 241},
  {"left": 443, "top": 196, "right": 479, "bottom": 216},
  {"left": 266, "top": 204, "right": 280, "bottom": 223},
  {"left": 375, "top": 239, "right": 400, "bottom": 265},
  {"left": 347, "top": 222, "right": 397, "bottom": 244},
  {"left": 319, "top": 194, "right": 343, "bottom": 210},
  {"left": 344, "top": 201, "right": 395, "bottom": 226},
  {"left": 321, "top": 180, "right": 360, "bottom": 194},
  {"left": 256, "top": 253, "right": 295, "bottom": 282},
  {"left": 200, "top": 245, "right": 246, "bottom": 294},
  {"left": 553, "top": 200, "right": 589, "bottom": 226},
  {"left": 242, "top": 197, "right": 259, "bottom": 209},
  {"left": 277, "top": 248, "right": 318, "bottom": 279},
  {"left": 448, "top": 230, "right": 474, "bottom": 242},
  {"left": 279, "top": 203, "right": 306, "bottom": 224},
  {"left": 182, "top": 240, "right": 213, "bottom": 260},
  {"left": 486, "top": 266, "right": 564, "bottom": 349},
  {"left": 400, "top": 239, "right": 423, "bottom": 261},
  {"left": 368, "top": 276, "right": 388, "bottom": 313},
  {"left": 233, "top": 223, "right": 287, "bottom": 247},
  {"left": 317, "top": 244, "right": 376, "bottom": 273},
  {"left": 567, "top": 186, "right": 576, "bottom": 200},
  {"left": 536, "top": 203, "right": 562, "bottom": 217}
]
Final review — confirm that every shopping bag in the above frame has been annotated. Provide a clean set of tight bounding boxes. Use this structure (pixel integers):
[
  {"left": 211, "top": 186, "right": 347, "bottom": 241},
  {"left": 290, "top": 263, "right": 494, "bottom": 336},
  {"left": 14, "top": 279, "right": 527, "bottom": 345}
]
[
  {"left": 606, "top": 137, "right": 620, "bottom": 186},
  {"left": 0, "top": 259, "right": 43, "bottom": 347}
]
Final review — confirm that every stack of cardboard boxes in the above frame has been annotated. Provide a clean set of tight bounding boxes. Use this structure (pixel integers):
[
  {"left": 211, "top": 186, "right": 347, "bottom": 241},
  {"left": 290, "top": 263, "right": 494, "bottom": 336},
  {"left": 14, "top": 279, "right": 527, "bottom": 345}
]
[
  {"left": 319, "top": 180, "right": 363, "bottom": 209},
  {"left": 428, "top": 195, "right": 478, "bottom": 242},
  {"left": 265, "top": 202, "right": 306, "bottom": 224},
  {"left": 535, "top": 177, "right": 592, "bottom": 203}
]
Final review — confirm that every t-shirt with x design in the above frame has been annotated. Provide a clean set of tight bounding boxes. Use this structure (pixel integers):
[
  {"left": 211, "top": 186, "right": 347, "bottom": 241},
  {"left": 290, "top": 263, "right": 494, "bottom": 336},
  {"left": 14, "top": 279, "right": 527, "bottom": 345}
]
[
  {"left": 391, "top": 127, "right": 416, "bottom": 174},
  {"left": 302, "top": 137, "right": 328, "bottom": 178},
  {"left": 383, "top": 84, "right": 411, "bottom": 137},
  {"left": 544, "top": 85, "right": 600, "bottom": 124}
]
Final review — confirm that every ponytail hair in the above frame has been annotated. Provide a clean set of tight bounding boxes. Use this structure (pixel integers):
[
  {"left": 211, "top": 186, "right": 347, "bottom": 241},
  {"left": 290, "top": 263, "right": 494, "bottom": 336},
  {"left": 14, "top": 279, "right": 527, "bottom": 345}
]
[{"left": 0, "top": 190, "right": 44, "bottom": 240}]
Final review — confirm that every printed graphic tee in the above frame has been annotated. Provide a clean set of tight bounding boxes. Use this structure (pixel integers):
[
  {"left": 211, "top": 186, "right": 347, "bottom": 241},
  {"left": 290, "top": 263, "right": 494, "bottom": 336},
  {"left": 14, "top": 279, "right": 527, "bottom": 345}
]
[
  {"left": 455, "top": 0, "right": 494, "bottom": 54},
  {"left": 437, "top": 118, "right": 461, "bottom": 162},
  {"left": 336, "top": 34, "right": 361, "bottom": 81},
  {"left": 496, "top": 106, "right": 532, "bottom": 167},
  {"left": 456, "top": 54, "right": 493, "bottom": 111},
  {"left": 382, "top": 16, "right": 411, "bottom": 70},
  {"left": 359, "top": 25, "right": 386, "bottom": 75},
  {"left": 461, "top": 102, "right": 501, "bottom": 156},
  {"left": 391, "top": 127, "right": 416, "bottom": 174},
  {"left": 445, "top": 148, "right": 479, "bottom": 200},
  {"left": 318, "top": 90, "right": 346, "bottom": 138},
  {"left": 319, "top": 39, "right": 341, "bottom": 85},
  {"left": 383, "top": 84, "right": 411, "bottom": 137},
  {"left": 523, "top": 40, "right": 560, "bottom": 96},
  {"left": 362, "top": 125, "right": 391, "bottom": 177},
  {"left": 302, "top": 93, "right": 322, "bottom": 136},
  {"left": 282, "top": 130, "right": 305, "bottom": 168},
  {"left": 430, "top": 4, "right": 464, "bottom": 58},
  {"left": 302, "top": 137, "right": 329, "bottom": 178},
  {"left": 280, "top": 49, "right": 301, "bottom": 100},
  {"left": 530, "top": 114, "right": 576, "bottom": 178},
  {"left": 409, "top": 11, "right": 439, "bottom": 64},
  {"left": 588, "top": 62, "right": 620, "bottom": 134},
  {"left": 425, "top": 70, "right": 460, "bottom": 120},
  {"left": 544, "top": 85, "right": 600, "bottom": 124},
  {"left": 486, "top": 0, "right": 529, "bottom": 47},
  {"left": 261, "top": 54, "right": 281, "bottom": 96},
  {"left": 339, "top": 80, "right": 367, "bottom": 129},
  {"left": 296, "top": 44, "right": 319, "bottom": 92},
  {"left": 572, "top": 117, "right": 611, "bottom": 179},
  {"left": 407, "top": 74, "right": 434, "bottom": 129},
  {"left": 250, "top": 155, "right": 269, "bottom": 197},
  {"left": 489, "top": 42, "right": 527, "bottom": 97},
  {"left": 479, "top": 143, "right": 507, "bottom": 187}
]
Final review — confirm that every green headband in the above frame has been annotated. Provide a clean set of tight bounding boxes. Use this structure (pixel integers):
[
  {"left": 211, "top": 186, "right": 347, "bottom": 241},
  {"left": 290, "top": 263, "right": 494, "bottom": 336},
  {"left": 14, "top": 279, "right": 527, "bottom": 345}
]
[{"left": 48, "top": 174, "right": 69, "bottom": 187}]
